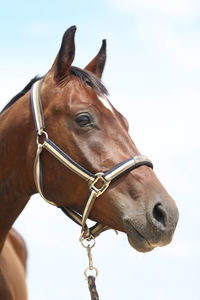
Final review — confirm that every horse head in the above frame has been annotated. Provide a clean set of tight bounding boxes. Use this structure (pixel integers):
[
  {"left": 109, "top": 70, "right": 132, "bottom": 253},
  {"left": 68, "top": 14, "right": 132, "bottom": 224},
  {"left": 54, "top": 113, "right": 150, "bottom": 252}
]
[{"left": 29, "top": 26, "right": 178, "bottom": 252}]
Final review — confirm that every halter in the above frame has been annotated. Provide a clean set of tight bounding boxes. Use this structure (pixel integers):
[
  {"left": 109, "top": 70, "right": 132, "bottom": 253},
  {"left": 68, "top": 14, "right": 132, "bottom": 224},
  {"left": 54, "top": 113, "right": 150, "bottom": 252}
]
[{"left": 31, "top": 79, "right": 153, "bottom": 241}]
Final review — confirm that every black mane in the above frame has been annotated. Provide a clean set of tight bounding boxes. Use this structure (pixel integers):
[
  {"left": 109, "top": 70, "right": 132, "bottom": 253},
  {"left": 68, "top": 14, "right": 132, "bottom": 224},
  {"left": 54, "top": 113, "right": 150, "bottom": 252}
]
[
  {"left": 1, "top": 76, "right": 42, "bottom": 114},
  {"left": 1, "top": 66, "right": 108, "bottom": 114}
]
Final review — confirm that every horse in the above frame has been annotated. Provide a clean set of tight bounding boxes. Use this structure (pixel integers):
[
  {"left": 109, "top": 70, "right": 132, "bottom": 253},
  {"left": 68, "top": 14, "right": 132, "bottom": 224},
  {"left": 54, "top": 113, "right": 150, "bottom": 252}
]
[{"left": 0, "top": 26, "right": 179, "bottom": 299}]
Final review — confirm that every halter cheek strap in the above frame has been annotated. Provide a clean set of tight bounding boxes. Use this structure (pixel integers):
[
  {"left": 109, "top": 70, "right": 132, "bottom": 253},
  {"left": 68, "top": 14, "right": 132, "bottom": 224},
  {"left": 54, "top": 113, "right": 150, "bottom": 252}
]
[{"left": 31, "top": 79, "right": 153, "bottom": 240}]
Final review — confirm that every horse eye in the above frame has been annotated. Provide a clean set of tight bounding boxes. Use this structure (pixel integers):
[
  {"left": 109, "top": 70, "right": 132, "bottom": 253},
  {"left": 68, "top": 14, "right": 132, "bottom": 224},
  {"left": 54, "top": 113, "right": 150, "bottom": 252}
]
[{"left": 75, "top": 113, "right": 93, "bottom": 127}]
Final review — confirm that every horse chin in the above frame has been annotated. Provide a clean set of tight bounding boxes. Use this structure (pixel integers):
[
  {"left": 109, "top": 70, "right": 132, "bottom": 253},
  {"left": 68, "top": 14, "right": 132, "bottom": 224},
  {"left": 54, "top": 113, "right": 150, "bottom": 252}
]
[
  {"left": 124, "top": 221, "right": 155, "bottom": 253},
  {"left": 127, "top": 235, "right": 154, "bottom": 253}
]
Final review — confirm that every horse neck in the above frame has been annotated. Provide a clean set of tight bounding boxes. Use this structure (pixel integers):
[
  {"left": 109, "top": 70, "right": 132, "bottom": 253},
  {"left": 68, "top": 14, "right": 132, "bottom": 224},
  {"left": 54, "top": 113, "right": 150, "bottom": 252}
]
[{"left": 0, "top": 91, "right": 35, "bottom": 251}]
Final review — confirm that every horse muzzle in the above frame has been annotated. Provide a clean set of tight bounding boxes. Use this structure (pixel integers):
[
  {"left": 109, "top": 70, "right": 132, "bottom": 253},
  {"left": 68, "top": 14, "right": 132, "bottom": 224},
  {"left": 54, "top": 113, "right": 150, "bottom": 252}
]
[{"left": 123, "top": 195, "right": 179, "bottom": 252}]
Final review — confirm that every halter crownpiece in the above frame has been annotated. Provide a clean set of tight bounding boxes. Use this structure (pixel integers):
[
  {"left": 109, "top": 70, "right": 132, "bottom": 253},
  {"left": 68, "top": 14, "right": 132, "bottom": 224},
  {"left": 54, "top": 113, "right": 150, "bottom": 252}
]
[{"left": 31, "top": 79, "right": 153, "bottom": 240}]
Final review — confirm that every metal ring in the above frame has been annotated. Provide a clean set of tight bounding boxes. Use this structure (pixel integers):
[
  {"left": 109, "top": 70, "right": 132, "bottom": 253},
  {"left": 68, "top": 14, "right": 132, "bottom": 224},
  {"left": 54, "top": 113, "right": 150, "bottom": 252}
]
[
  {"left": 36, "top": 130, "right": 48, "bottom": 145},
  {"left": 80, "top": 235, "right": 96, "bottom": 249},
  {"left": 84, "top": 267, "right": 98, "bottom": 279}
]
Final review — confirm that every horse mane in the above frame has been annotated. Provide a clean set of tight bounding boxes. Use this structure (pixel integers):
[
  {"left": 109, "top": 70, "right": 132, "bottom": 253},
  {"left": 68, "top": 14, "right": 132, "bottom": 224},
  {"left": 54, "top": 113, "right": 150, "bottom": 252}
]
[
  {"left": 1, "top": 76, "right": 42, "bottom": 114},
  {"left": 1, "top": 66, "right": 108, "bottom": 114}
]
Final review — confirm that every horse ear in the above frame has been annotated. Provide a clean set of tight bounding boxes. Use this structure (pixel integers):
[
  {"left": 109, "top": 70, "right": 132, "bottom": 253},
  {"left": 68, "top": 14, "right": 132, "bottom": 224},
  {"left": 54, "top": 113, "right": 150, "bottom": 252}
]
[
  {"left": 85, "top": 39, "right": 106, "bottom": 78},
  {"left": 53, "top": 26, "right": 76, "bottom": 82}
]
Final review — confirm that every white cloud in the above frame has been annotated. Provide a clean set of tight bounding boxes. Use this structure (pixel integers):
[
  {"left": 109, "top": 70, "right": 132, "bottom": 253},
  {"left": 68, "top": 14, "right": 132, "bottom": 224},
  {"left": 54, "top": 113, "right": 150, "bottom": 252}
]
[
  {"left": 107, "top": 0, "right": 200, "bottom": 72},
  {"left": 109, "top": 0, "right": 200, "bottom": 20},
  {"left": 110, "top": 84, "right": 200, "bottom": 155},
  {"left": 128, "top": 18, "right": 200, "bottom": 71},
  {"left": 167, "top": 34, "right": 200, "bottom": 70}
]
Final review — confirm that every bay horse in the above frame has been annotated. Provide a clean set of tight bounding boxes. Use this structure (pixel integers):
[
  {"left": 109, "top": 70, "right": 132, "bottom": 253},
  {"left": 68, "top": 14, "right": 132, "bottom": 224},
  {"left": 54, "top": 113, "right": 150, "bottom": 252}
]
[{"left": 0, "top": 26, "right": 178, "bottom": 299}]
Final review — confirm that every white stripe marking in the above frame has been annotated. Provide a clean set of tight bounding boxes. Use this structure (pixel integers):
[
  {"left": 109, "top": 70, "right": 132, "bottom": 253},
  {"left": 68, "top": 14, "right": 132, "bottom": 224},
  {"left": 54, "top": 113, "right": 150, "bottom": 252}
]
[{"left": 98, "top": 95, "right": 114, "bottom": 113}]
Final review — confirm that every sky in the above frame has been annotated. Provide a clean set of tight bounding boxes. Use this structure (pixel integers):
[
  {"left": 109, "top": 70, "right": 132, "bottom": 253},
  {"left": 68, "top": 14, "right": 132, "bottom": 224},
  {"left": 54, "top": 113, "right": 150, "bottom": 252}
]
[{"left": 0, "top": 1, "right": 200, "bottom": 299}]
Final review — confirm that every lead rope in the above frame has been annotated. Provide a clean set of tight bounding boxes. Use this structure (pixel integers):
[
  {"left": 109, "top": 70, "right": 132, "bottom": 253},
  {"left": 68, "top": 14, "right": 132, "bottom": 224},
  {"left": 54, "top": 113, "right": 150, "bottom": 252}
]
[
  {"left": 80, "top": 236, "right": 99, "bottom": 299},
  {"left": 88, "top": 276, "right": 99, "bottom": 300}
]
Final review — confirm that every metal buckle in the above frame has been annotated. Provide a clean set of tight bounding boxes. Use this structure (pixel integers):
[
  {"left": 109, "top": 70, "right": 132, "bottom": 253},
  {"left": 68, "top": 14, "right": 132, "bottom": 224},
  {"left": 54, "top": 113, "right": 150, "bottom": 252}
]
[{"left": 88, "top": 173, "right": 110, "bottom": 197}]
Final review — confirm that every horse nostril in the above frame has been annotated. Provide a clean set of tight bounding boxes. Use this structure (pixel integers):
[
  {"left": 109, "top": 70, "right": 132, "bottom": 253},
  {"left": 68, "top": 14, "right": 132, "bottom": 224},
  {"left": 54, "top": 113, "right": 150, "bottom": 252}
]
[{"left": 153, "top": 203, "right": 166, "bottom": 227}]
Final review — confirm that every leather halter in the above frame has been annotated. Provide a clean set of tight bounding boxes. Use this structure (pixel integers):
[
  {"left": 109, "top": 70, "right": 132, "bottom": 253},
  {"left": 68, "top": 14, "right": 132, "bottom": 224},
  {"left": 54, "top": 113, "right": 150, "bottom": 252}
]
[{"left": 31, "top": 79, "right": 153, "bottom": 240}]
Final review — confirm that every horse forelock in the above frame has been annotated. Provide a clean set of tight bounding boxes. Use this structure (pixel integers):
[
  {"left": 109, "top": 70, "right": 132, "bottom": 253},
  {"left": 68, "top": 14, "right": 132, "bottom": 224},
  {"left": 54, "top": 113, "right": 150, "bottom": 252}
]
[{"left": 69, "top": 66, "right": 108, "bottom": 96}]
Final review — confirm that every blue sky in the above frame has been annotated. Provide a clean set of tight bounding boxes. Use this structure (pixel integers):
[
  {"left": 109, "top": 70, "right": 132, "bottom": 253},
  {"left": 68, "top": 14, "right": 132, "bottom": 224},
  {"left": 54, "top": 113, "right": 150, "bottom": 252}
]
[{"left": 1, "top": 1, "right": 200, "bottom": 299}]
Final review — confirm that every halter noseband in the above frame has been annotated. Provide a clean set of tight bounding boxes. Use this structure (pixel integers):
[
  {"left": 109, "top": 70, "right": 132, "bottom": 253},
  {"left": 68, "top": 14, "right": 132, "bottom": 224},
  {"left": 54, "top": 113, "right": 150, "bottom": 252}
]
[{"left": 31, "top": 79, "right": 153, "bottom": 240}]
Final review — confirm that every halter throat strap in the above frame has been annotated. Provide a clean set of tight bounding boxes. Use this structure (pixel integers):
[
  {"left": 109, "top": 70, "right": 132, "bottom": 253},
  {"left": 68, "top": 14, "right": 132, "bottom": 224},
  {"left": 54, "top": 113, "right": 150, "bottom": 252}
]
[{"left": 31, "top": 79, "right": 153, "bottom": 240}]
